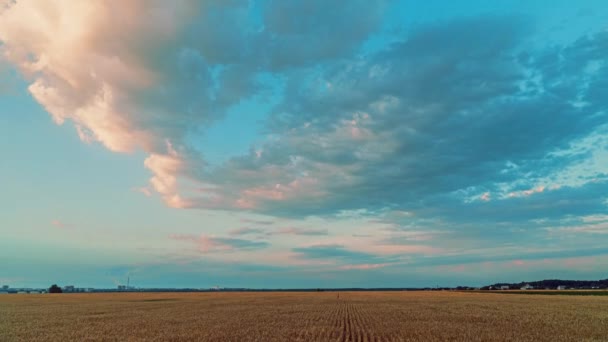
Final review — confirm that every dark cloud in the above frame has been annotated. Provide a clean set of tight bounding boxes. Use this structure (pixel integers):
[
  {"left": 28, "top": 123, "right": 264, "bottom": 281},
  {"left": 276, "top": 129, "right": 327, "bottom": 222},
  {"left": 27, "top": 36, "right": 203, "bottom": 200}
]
[
  {"left": 273, "top": 227, "right": 329, "bottom": 236},
  {"left": 292, "top": 245, "right": 380, "bottom": 263},
  {"left": 260, "top": 0, "right": 388, "bottom": 69},
  {"left": 411, "top": 246, "right": 608, "bottom": 268},
  {"left": 3, "top": 1, "right": 606, "bottom": 237},
  {"left": 239, "top": 218, "right": 275, "bottom": 225},
  {"left": 228, "top": 227, "right": 267, "bottom": 236},
  {"left": 213, "top": 237, "right": 270, "bottom": 250},
  {"left": 170, "top": 234, "right": 269, "bottom": 252},
  {"left": 291, "top": 245, "right": 406, "bottom": 268},
  {"left": 352, "top": 234, "right": 373, "bottom": 238},
  {"left": 421, "top": 181, "right": 608, "bottom": 226},
  {"left": 199, "top": 16, "right": 607, "bottom": 222}
]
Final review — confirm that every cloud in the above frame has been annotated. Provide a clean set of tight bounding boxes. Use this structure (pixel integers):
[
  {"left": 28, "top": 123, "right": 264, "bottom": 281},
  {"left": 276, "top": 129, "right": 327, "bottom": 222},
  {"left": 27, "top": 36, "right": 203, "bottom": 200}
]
[
  {"left": 352, "top": 234, "right": 373, "bottom": 238},
  {"left": 0, "top": 0, "right": 391, "bottom": 211},
  {"left": 190, "top": 16, "right": 608, "bottom": 220},
  {"left": 416, "top": 180, "right": 608, "bottom": 229},
  {"left": 273, "top": 227, "right": 328, "bottom": 236},
  {"left": 228, "top": 225, "right": 330, "bottom": 239},
  {"left": 228, "top": 227, "right": 266, "bottom": 236},
  {"left": 259, "top": 0, "right": 388, "bottom": 69},
  {"left": 291, "top": 244, "right": 400, "bottom": 269},
  {"left": 292, "top": 245, "right": 377, "bottom": 264},
  {"left": 1, "top": 1, "right": 606, "bottom": 239},
  {"left": 411, "top": 246, "right": 608, "bottom": 268},
  {"left": 51, "top": 219, "right": 71, "bottom": 229},
  {"left": 339, "top": 263, "right": 391, "bottom": 271},
  {"left": 133, "top": 186, "right": 152, "bottom": 197},
  {"left": 547, "top": 220, "right": 608, "bottom": 235},
  {"left": 239, "top": 218, "right": 275, "bottom": 226},
  {"left": 290, "top": 242, "right": 442, "bottom": 270},
  {"left": 293, "top": 244, "right": 378, "bottom": 261},
  {"left": 169, "top": 234, "right": 269, "bottom": 253}
]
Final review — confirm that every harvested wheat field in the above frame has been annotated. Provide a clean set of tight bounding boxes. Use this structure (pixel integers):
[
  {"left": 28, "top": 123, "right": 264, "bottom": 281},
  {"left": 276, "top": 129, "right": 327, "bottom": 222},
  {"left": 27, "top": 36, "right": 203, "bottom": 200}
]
[{"left": 1, "top": 291, "right": 607, "bottom": 341}]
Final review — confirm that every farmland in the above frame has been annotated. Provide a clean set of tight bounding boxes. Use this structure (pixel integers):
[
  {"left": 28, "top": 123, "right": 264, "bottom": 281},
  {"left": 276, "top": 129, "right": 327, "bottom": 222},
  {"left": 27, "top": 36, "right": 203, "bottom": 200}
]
[{"left": 1, "top": 291, "right": 607, "bottom": 341}]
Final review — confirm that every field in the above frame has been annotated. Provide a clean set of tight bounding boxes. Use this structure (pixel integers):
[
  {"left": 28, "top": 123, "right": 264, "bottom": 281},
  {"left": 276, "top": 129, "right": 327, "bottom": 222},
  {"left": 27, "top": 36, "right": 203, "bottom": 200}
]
[
  {"left": 1, "top": 291, "right": 608, "bottom": 341},
  {"left": 477, "top": 290, "right": 608, "bottom": 296}
]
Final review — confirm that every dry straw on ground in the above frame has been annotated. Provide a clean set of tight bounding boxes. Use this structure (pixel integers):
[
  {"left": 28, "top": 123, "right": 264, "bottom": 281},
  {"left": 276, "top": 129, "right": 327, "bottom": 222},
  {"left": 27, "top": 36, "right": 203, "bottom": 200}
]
[{"left": 1, "top": 291, "right": 607, "bottom": 341}]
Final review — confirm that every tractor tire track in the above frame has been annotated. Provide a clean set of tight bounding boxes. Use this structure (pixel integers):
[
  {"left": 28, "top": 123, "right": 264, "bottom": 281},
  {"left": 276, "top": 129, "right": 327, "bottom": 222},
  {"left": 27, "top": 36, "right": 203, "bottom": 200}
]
[
  {"left": 294, "top": 300, "right": 336, "bottom": 341},
  {"left": 330, "top": 298, "right": 381, "bottom": 342},
  {"left": 356, "top": 300, "right": 389, "bottom": 342},
  {"left": 350, "top": 303, "right": 372, "bottom": 342},
  {"left": 325, "top": 298, "right": 344, "bottom": 341}
]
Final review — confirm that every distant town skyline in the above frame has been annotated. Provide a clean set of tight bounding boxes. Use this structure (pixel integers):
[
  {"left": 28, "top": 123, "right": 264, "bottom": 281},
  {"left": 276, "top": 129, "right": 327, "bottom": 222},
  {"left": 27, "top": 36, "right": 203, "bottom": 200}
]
[{"left": 1, "top": 0, "right": 608, "bottom": 288}]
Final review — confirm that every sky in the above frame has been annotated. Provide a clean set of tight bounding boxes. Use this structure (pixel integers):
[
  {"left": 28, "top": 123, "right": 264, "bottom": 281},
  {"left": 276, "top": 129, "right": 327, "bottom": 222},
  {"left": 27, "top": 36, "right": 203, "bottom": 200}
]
[{"left": 1, "top": 0, "right": 607, "bottom": 289}]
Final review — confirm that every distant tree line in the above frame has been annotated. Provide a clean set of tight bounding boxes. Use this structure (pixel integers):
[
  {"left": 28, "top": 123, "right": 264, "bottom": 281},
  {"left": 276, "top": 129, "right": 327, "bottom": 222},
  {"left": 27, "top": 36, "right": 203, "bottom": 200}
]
[
  {"left": 482, "top": 279, "right": 608, "bottom": 290},
  {"left": 49, "top": 284, "right": 62, "bottom": 293}
]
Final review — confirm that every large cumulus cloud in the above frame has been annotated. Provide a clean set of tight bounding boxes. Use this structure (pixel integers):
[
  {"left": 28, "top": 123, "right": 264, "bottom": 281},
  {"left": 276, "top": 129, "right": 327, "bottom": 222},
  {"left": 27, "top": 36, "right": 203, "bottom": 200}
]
[
  {"left": 0, "top": 0, "right": 388, "bottom": 209},
  {"left": 198, "top": 17, "right": 608, "bottom": 219},
  {"left": 1, "top": 1, "right": 606, "bottom": 229}
]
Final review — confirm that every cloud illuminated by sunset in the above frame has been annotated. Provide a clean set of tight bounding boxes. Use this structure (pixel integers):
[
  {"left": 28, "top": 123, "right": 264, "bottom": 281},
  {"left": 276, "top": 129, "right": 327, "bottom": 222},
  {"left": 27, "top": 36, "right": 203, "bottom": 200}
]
[{"left": 1, "top": 0, "right": 607, "bottom": 288}]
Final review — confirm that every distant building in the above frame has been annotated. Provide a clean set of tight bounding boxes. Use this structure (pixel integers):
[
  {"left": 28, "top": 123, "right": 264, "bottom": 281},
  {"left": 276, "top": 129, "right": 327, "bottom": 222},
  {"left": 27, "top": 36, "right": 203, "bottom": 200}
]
[
  {"left": 63, "top": 285, "right": 75, "bottom": 292},
  {"left": 118, "top": 285, "right": 127, "bottom": 291},
  {"left": 520, "top": 284, "right": 533, "bottom": 290},
  {"left": 557, "top": 285, "right": 567, "bottom": 290},
  {"left": 500, "top": 285, "right": 509, "bottom": 290}
]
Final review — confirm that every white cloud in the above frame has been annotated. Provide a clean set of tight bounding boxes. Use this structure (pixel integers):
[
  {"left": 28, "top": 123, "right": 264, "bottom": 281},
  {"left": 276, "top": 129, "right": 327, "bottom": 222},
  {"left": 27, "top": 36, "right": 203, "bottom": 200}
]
[{"left": 1, "top": 3, "right": 606, "bottom": 231}]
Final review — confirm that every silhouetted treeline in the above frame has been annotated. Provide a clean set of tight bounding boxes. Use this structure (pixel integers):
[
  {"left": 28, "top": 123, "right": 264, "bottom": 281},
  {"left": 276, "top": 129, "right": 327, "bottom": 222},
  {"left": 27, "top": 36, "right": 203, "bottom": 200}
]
[
  {"left": 48, "top": 284, "right": 62, "bottom": 293},
  {"left": 482, "top": 279, "right": 608, "bottom": 290}
]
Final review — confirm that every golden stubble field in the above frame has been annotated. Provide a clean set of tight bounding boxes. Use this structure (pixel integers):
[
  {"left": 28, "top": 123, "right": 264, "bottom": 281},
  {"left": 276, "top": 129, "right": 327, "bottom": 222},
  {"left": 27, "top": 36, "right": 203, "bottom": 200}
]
[{"left": 1, "top": 291, "right": 607, "bottom": 341}]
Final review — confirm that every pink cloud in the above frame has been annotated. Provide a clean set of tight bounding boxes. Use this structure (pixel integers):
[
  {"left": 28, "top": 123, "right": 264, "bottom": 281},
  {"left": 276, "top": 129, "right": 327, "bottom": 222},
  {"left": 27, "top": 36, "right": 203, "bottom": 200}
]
[
  {"left": 228, "top": 227, "right": 266, "bottom": 236},
  {"left": 169, "top": 234, "right": 269, "bottom": 253},
  {"left": 274, "top": 227, "right": 328, "bottom": 236},
  {"left": 366, "top": 244, "right": 443, "bottom": 256},
  {"left": 0, "top": 3, "right": 388, "bottom": 217},
  {"left": 169, "top": 234, "right": 232, "bottom": 253},
  {"left": 236, "top": 177, "right": 327, "bottom": 209},
  {"left": 0, "top": 1, "right": 209, "bottom": 210},
  {"left": 242, "top": 186, "right": 286, "bottom": 201},
  {"left": 0, "top": 1, "right": 176, "bottom": 153},
  {"left": 480, "top": 192, "right": 491, "bottom": 202},
  {"left": 506, "top": 185, "right": 554, "bottom": 198},
  {"left": 133, "top": 187, "right": 153, "bottom": 197},
  {"left": 339, "top": 263, "right": 390, "bottom": 270},
  {"left": 239, "top": 218, "right": 275, "bottom": 225},
  {"left": 511, "top": 259, "right": 526, "bottom": 266},
  {"left": 143, "top": 141, "right": 195, "bottom": 208},
  {"left": 51, "top": 219, "right": 71, "bottom": 229},
  {"left": 337, "top": 113, "right": 373, "bottom": 140}
]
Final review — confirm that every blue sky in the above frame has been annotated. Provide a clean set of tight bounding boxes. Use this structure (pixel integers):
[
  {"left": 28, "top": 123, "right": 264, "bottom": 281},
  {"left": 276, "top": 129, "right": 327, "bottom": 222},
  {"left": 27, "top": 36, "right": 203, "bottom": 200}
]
[{"left": 1, "top": 0, "right": 608, "bottom": 289}]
